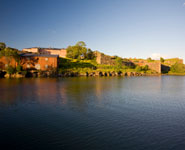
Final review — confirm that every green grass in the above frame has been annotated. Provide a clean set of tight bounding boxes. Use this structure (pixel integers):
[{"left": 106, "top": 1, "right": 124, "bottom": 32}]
[
  {"left": 58, "top": 58, "right": 155, "bottom": 74},
  {"left": 166, "top": 71, "right": 185, "bottom": 76}
]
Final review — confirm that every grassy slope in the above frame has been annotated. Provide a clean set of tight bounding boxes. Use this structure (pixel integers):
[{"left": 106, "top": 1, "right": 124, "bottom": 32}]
[{"left": 58, "top": 58, "right": 156, "bottom": 74}]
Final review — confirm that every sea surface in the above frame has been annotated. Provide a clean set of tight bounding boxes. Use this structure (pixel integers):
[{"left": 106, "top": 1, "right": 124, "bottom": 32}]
[{"left": 0, "top": 76, "right": 185, "bottom": 150}]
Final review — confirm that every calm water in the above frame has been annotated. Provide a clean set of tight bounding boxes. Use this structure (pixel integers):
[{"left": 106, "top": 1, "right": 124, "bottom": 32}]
[{"left": 0, "top": 76, "right": 185, "bottom": 150}]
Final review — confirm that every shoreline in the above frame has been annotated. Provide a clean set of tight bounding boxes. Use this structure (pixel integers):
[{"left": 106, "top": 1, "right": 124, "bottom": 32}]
[{"left": 1, "top": 71, "right": 185, "bottom": 79}]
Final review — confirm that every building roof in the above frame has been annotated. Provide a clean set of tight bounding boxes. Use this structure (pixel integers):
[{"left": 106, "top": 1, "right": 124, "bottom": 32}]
[{"left": 20, "top": 53, "right": 59, "bottom": 58}]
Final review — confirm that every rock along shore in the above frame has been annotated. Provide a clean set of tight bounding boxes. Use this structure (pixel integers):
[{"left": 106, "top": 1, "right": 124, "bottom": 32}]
[{"left": 0, "top": 70, "right": 161, "bottom": 78}]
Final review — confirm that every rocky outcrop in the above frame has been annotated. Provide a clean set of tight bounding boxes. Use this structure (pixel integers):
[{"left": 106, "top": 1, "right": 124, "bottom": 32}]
[
  {"left": 4, "top": 73, "right": 25, "bottom": 78},
  {"left": 2, "top": 70, "right": 157, "bottom": 78},
  {"left": 56, "top": 71, "right": 148, "bottom": 77}
]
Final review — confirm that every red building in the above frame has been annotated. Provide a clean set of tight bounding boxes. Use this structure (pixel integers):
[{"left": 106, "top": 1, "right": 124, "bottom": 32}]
[
  {"left": 20, "top": 53, "right": 58, "bottom": 71},
  {"left": 0, "top": 54, "right": 58, "bottom": 71}
]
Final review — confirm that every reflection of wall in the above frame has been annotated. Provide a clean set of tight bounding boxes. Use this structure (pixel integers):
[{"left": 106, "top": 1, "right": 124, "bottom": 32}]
[{"left": 34, "top": 79, "right": 59, "bottom": 104}]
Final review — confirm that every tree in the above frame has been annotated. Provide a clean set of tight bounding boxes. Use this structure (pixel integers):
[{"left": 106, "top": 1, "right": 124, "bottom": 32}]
[
  {"left": 86, "top": 49, "right": 95, "bottom": 60},
  {"left": 6, "top": 65, "right": 16, "bottom": 74},
  {"left": 76, "top": 41, "right": 86, "bottom": 47},
  {"left": 147, "top": 57, "right": 153, "bottom": 62},
  {"left": 170, "top": 62, "right": 185, "bottom": 73},
  {"left": 115, "top": 57, "right": 122, "bottom": 71},
  {"left": 66, "top": 41, "right": 87, "bottom": 59},
  {"left": 0, "top": 42, "right": 6, "bottom": 51},
  {"left": 160, "top": 57, "right": 165, "bottom": 63}
]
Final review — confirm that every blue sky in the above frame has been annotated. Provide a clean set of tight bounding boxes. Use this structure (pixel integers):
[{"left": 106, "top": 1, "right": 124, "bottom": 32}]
[{"left": 1, "top": 0, "right": 185, "bottom": 60}]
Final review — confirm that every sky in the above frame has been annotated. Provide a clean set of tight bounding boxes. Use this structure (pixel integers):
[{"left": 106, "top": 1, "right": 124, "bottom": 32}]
[{"left": 1, "top": 0, "right": 185, "bottom": 60}]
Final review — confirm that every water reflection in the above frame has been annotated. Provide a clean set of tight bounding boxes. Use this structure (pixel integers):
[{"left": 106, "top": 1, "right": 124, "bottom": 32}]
[
  {"left": 0, "top": 76, "right": 185, "bottom": 108},
  {"left": 1, "top": 76, "right": 185, "bottom": 150}
]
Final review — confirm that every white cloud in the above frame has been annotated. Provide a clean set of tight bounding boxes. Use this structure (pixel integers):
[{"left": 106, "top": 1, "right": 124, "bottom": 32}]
[
  {"left": 151, "top": 53, "right": 162, "bottom": 60},
  {"left": 184, "top": 3, "right": 185, "bottom": 6},
  {"left": 151, "top": 53, "right": 171, "bottom": 60}
]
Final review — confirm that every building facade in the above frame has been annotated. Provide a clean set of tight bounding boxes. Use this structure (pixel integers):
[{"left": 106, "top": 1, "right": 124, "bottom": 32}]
[
  {"left": 22, "top": 47, "right": 67, "bottom": 58},
  {"left": 20, "top": 54, "right": 58, "bottom": 71},
  {"left": 0, "top": 56, "right": 17, "bottom": 70},
  {"left": 0, "top": 54, "right": 58, "bottom": 71}
]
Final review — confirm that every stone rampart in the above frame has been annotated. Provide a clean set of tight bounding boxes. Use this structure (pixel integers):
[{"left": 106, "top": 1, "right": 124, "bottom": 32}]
[
  {"left": 95, "top": 51, "right": 162, "bottom": 73},
  {"left": 95, "top": 51, "right": 116, "bottom": 65}
]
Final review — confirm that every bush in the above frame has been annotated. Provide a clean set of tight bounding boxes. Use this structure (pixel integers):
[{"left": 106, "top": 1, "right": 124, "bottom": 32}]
[
  {"left": 160, "top": 57, "right": 165, "bottom": 63},
  {"left": 115, "top": 57, "right": 123, "bottom": 71},
  {"left": 21, "top": 71, "right": 27, "bottom": 75},
  {"left": 16, "top": 65, "right": 22, "bottom": 72},
  {"left": 147, "top": 57, "right": 154, "bottom": 62},
  {"left": 6, "top": 65, "right": 16, "bottom": 74},
  {"left": 135, "top": 66, "right": 142, "bottom": 72},
  {"left": 142, "top": 65, "right": 149, "bottom": 71}
]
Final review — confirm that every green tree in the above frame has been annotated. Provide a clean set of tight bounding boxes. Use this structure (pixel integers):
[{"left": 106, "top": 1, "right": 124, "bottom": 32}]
[
  {"left": 6, "top": 65, "right": 16, "bottom": 74},
  {"left": 147, "top": 57, "right": 153, "bottom": 62},
  {"left": 86, "top": 49, "right": 95, "bottom": 60},
  {"left": 76, "top": 41, "right": 86, "bottom": 47},
  {"left": 170, "top": 62, "right": 185, "bottom": 73},
  {"left": 115, "top": 57, "right": 122, "bottom": 71},
  {"left": 160, "top": 57, "right": 165, "bottom": 63},
  {"left": 66, "top": 41, "right": 87, "bottom": 59},
  {"left": 0, "top": 42, "right": 6, "bottom": 51}
]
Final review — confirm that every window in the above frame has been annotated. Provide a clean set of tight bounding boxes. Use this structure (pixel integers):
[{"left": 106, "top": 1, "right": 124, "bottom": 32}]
[
  {"left": 45, "top": 65, "right": 48, "bottom": 69},
  {"left": 35, "top": 64, "right": 40, "bottom": 70},
  {"left": 45, "top": 58, "right": 48, "bottom": 61}
]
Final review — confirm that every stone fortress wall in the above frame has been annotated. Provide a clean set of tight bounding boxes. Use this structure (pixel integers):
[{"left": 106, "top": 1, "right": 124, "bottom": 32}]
[
  {"left": 95, "top": 51, "right": 116, "bottom": 65},
  {"left": 94, "top": 51, "right": 184, "bottom": 74}
]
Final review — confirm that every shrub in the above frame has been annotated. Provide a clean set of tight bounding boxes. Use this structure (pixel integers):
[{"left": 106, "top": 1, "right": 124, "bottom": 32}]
[
  {"left": 142, "top": 65, "right": 149, "bottom": 71},
  {"left": 115, "top": 57, "right": 123, "bottom": 71},
  {"left": 21, "top": 71, "right": 27, "bottom": 75},
  {"left": 6, "top": 65, "right": 16, "bottom": 74},
  {"left": 16, "top": 65, "right": 22, "bottom": 72},
  {"left": 160, "top": 57, "right": 165, "bottom": 63},
  {"left": 147, "top": 57, "right": 154, "bottom": 62},
  {"left": 135, "top": 66, "right": 142, "bottom": 72}
]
